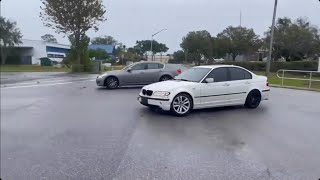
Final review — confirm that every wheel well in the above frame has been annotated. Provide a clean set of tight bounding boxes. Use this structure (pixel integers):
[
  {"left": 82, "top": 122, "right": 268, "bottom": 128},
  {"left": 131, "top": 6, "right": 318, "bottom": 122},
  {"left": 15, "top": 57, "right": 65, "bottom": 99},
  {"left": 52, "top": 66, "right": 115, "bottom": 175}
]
[
  {"left": 160, "top": 74, "right": 172, "bottom": 80},
  {"left": 175, "top": 92, "right": 194, "bottom": 107},
  {"left": 248, "top": 89, "right": 261, "bottom": 97},
  {"left": 104, "top": 76, "right": 119, "bottom": 86}
]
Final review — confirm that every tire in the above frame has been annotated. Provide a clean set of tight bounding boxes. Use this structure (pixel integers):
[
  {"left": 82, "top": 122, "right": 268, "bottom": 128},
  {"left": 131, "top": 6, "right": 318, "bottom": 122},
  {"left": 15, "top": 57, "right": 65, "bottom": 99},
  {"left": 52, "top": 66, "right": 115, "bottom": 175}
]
[
  {"left": 170, "top": 93, "right": 193, "bottom": 116},
  {"left": 159, "top": 75, "right": 172, "bottom": 82},
  {"left": 245, "top": 90, "right": 261, "bottom": 109},
  {"left": 105, "top": 76, "right": 119, "bottom": 89}
]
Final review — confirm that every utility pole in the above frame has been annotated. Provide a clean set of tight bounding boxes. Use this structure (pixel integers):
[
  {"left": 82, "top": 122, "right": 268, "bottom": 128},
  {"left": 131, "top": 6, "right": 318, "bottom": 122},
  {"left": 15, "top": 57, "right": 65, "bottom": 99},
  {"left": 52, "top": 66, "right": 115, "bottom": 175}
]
[
  {"left": 0, "top": 0, "right": 3, "bottom": 61},
  {"left": 266, "top": 0, "right": 278, "bottom": 76},
  {"left": 150, "top": 29, "right": 167, "bottom": 61},
  {"left": 240, "top": 10, "right": 242, "bottom": 27},
  {"left": 0, "top": 0, "right": 2, "bottom": 18}
]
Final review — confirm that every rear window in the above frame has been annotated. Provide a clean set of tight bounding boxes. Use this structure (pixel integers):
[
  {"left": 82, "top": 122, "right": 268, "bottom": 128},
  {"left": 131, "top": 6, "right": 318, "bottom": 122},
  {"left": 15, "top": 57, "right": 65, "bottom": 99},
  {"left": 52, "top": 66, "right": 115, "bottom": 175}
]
[{"left": 229, "top": 67, "right": 252, "bottom": 80}]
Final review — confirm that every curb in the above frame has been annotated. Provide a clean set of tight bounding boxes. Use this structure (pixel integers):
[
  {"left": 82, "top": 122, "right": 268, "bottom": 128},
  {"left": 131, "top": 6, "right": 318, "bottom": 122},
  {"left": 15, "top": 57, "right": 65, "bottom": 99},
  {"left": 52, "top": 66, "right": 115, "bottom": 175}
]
[{"left": 270, "top": 84, "right": 320, "bottom": 92}]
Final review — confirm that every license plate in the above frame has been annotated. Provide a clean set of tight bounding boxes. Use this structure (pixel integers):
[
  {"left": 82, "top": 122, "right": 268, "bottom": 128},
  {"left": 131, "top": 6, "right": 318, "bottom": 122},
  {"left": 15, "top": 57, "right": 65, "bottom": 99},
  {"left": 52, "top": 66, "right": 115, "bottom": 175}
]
[{"left": 141, "top": 97, "right": 148, "bottom": 105}]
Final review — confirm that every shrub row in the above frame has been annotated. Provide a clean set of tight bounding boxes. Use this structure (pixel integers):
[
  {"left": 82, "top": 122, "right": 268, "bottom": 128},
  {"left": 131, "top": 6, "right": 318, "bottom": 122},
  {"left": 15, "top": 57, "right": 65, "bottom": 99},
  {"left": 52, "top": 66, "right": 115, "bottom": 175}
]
[{"left": 216, "top": 61, "right": 318, "bottom": 72}]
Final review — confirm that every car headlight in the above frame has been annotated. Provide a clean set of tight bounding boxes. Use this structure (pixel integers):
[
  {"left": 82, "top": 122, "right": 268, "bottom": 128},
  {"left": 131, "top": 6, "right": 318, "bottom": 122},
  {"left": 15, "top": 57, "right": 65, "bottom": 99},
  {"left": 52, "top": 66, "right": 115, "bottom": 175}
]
[
  {"left": 153, "top": 91, "right": 171, "bottom": 97},
  {"left": 98, "top": 73, "right": 107, "bottom": 79}
]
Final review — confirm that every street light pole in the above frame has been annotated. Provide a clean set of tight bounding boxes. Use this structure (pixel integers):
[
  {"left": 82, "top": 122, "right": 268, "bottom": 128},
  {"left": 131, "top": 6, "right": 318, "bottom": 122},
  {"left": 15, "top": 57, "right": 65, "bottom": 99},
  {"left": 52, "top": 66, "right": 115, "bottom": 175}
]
[
  {"left": 150, "top": 29, "right": 167, "bottom": 61},
  {"left": 266, "top": 0, "right": 278, "bottom": 76},
  {"left": 150, "top": 36, "right": 153, "bottom": 61}
]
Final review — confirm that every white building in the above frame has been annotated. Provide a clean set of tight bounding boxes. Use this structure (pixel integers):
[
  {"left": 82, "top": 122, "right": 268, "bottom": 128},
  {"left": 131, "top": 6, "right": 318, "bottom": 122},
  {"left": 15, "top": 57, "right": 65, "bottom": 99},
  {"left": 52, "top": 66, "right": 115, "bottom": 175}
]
[
  {"left": 14, "top": 39, "right": 71, "bottom": 65},
  {"left": 146, "top": 55, "right": 171, "bottom": 63}
]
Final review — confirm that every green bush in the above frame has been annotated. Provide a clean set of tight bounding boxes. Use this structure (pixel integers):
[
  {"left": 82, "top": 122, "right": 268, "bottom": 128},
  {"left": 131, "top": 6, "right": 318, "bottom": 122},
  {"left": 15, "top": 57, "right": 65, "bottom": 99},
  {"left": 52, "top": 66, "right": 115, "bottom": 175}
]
[
  {"left": 71, "top": 64, "right": 84, "bottom": 72},
  {"left": 5, "top": 56, "right": 21, "bottom": 65},
  {"left": 217, "top": 61, "right": 318, "bottom": 72},
  {"left": 83, "top": 63, "right": 93, "bottom": 72},
  {"left": 168, "top": 59, "right": 180, "bottom": 64}
]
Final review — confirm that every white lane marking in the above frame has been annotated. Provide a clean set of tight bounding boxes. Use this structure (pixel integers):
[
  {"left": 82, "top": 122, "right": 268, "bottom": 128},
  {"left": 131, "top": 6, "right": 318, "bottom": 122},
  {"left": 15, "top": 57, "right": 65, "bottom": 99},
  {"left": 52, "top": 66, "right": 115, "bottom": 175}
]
[
  {"left": 2, "top": 77, "right": 97, "bottom": 86},
  {"left": 1, "top": 79, "right": 95, "bottom": 89}
]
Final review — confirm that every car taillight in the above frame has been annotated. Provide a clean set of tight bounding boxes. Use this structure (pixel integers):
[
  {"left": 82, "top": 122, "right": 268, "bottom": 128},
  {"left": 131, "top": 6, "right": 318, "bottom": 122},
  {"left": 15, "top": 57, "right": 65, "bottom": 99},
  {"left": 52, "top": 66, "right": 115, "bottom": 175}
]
[{"left": 177, "top": 68, "right": 182, "bottom": 74}]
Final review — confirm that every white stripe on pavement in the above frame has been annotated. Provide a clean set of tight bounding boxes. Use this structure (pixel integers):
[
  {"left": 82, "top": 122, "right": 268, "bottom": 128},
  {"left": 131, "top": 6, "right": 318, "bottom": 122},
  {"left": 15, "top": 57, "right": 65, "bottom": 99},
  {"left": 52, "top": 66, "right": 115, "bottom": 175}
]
[
  {"left": 2, "top": 77, "right": 97, "bottom": 86},
  {"left": 1, "top": 79, "right": 95, "bottom": 89}
]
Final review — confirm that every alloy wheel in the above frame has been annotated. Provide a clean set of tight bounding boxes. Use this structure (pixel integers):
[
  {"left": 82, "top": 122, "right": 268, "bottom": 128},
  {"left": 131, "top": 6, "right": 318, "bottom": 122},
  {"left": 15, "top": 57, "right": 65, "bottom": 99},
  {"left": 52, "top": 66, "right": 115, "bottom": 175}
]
[
  {"left": 172, "top": 95, "right": 191, "bottom": 115},
  {"left": 106, "top": 77, "right": 118, "bottom": 89},
  {"left": 160, "top": 76, "right": 171, "bottom": 81},
  {"left": 245, "top": 90, "right": 261, "bottom": 108}
]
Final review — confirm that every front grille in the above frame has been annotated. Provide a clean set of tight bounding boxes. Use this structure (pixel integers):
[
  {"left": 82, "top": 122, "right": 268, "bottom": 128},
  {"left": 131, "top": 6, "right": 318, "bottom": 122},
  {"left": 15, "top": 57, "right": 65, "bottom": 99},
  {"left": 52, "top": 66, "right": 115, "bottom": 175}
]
[{"left": 142, "top": 89, "right": 153, "bottom": 96}]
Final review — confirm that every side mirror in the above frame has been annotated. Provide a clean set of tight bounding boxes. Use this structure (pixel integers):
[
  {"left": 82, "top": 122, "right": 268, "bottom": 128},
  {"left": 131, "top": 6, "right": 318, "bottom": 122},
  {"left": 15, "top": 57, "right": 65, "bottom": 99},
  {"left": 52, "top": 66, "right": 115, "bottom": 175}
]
[
  {"left": 127, "top": 68, "right": 132, "bottom": 72},
  {"left": 205, "top": 78, "right": 214, "bottom": 83}
]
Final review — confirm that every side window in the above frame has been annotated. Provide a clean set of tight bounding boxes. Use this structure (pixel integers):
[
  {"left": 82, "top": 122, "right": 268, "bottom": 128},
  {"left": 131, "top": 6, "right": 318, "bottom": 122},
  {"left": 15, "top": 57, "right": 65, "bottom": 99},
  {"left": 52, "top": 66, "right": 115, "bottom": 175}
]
[
  {"left": 131, "top": 63, "right": 147, "bottom": 70},
  {"left": 147, "top": 63, "right": 164, "bottom": 69},
  {"left": 147, "top": 63, "right": 160, "bottom": 69},
  {"left": 207, "top": 68, "right": 228, "bottom": 82},
  {"left": 229, "top": 67, "right": 252, "bottom": 81}
]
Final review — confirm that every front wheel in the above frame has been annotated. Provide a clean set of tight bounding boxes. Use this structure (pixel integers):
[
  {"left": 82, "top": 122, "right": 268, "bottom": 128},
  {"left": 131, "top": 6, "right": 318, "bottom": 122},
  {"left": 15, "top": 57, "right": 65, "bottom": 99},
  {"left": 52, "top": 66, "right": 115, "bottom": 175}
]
[
  {"left": 170, "top": 93, "right": 193, "bottom": 116},
  {"left": 105, "top": 77, "right": 119, "bottom": 89},
  {"left": 245, "top": 90, "right": 261, "bottom": 109}
]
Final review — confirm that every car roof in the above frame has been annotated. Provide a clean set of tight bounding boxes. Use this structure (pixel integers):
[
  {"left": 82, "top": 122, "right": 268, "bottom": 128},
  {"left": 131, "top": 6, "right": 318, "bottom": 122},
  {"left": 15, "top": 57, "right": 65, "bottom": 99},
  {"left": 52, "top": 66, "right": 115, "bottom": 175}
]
[
  {"left": 137, "top": 61, "right": 164, "bottom": 64},
  {"left": 195, "top": 64, "right": 237, "bottom": 69}
]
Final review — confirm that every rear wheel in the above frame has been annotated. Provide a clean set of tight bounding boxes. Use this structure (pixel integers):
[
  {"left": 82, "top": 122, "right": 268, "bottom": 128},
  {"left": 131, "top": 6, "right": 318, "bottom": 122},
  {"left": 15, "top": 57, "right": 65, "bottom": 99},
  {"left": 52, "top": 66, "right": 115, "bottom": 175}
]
[
  {"left": 160, "top": 75, "right": 172, "bottom": 82},
  {"left": 105, "top": 77, "right": 119, "bottom": 89},
  {"left": 245, "top": 90, "right": 261, "bottom": 109},
  {"left": 170, "top": 93, "right": 193, "bottom": 116}
]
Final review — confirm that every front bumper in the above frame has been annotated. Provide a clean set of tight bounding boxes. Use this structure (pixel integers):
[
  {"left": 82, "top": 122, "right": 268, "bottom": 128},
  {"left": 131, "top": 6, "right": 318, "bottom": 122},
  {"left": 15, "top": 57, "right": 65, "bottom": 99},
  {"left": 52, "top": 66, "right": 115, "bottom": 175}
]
[
  {"left": 96, "top": 77, "right": 104, "bottom": 86},
  {"left": 138, "top": 95, "right": 171, "bottom": 111}
]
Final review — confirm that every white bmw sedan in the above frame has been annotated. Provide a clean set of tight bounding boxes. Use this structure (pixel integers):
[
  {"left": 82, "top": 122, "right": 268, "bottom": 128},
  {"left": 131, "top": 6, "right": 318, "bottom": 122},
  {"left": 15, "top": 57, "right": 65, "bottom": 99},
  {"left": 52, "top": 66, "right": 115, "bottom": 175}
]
[{"left": 138, "top": 65, "right": 270, "bottom": 116}]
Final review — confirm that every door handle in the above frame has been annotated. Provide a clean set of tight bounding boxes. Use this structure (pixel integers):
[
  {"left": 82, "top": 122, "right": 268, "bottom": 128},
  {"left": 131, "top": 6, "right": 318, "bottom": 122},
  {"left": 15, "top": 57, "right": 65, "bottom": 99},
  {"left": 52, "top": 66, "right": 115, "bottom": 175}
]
[
  {"left": 245, "top": 81, "right": 251, "bottom": 84},
  {"left": 223, "top": 83, "right": 230, "bottom": 86}
]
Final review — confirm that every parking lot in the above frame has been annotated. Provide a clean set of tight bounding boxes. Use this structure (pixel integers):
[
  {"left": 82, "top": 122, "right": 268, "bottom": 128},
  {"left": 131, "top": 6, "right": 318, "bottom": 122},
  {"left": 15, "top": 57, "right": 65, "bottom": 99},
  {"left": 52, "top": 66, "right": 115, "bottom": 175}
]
[{"left": 1, "top": 74, "right": 320, "bottom": 180}]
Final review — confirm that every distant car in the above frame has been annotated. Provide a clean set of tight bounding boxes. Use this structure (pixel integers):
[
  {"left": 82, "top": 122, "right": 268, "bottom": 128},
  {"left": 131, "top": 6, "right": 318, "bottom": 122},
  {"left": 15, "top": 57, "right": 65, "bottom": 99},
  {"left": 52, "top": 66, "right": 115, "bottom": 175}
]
[
  {"left": 214, "top": 58, "right": 225, "bottom": 62},
  {"left": 102, "top": 63, "right": 112, "bottom": 68},
  {"left": 96, "top": 61, "right": 187, "bottom": 89},
  {"left": 138, "top": 65, "right": 270, "bottom": 116}
]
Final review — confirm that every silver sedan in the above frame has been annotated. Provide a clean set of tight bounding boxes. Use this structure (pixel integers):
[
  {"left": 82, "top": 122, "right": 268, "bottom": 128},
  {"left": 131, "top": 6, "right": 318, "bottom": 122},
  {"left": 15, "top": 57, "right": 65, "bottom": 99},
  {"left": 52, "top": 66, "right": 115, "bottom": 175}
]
[{"left": 96, "top": 61, "right": 187, "bottom": 89}]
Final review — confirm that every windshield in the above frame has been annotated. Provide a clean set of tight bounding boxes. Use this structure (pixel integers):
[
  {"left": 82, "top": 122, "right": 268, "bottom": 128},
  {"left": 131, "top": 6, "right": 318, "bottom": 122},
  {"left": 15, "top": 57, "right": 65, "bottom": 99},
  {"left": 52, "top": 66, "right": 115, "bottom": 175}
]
[
  {"left": 122, "top": 63, "right": 135, "bottom": 70},
  {"left": 175, "top": 68, "right": 211, "bottom": 82}
]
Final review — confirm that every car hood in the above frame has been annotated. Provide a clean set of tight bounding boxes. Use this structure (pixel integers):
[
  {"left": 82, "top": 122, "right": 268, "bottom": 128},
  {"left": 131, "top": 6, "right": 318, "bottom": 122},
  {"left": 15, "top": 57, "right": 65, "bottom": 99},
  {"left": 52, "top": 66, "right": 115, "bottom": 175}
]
[
  {"left": 101, "top": 70, "right": 124, "bottom": 77},
  {"left": 143, "top": 80, "right": 196, "bottom": 91}
]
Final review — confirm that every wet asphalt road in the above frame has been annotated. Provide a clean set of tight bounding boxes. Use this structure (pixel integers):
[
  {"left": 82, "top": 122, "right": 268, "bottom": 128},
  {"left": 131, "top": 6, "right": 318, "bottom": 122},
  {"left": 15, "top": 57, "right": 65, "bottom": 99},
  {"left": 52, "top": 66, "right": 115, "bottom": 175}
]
[
  {"left": 0, "top": 72, "right": 68, "bottom": 84},
  {"left": 1, "top": 74, "right": 320, "bottom": 180}
]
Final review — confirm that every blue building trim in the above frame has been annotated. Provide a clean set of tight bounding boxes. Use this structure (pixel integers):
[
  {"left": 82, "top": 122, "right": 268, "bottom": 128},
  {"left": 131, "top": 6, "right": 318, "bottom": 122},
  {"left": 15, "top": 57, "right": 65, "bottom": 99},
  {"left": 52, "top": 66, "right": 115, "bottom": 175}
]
[{"left": 46, "top": 46, "right": 70, "bottom": 54}]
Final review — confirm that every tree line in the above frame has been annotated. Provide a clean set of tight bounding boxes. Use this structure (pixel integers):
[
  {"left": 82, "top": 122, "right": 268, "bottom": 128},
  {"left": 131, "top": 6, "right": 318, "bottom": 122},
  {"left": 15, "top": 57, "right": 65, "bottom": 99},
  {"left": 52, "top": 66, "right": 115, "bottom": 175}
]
[
  {"left": 86, "top": 36, "right": 169, "bottom": 65},
  {"left": 172, "top": 17, "right": 320, "bottom": 65}
]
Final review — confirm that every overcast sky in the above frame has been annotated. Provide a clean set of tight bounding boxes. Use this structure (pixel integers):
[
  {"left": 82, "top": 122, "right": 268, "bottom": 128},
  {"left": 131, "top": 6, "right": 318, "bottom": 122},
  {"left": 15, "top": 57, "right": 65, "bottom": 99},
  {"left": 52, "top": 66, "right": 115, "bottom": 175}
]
[{"left": 2, "top": 0, "right": 320, "bottom": 53}]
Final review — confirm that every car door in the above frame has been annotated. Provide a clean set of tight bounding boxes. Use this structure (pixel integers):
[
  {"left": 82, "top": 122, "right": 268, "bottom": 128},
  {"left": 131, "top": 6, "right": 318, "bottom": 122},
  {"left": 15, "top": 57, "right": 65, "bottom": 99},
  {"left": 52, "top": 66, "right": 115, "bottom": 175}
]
[
  {"left": 198, "top": 67, "right": 231, "bottom": 108},
  {"left": 125, "top": 63, "right": 148, "bottom": 85},
  {"left": 227, "top": 67, "right": 253, "bottom": 104},
  {"left": 144, "top": 63, "right": 163, "bottom": 83}
]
